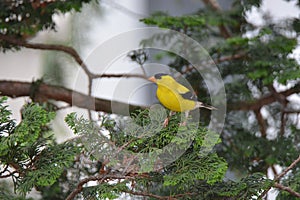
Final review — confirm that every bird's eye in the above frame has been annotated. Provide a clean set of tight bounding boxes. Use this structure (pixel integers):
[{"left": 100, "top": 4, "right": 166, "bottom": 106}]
[{"left": 154, "top": 73, "right": 167, "bottom": 79}]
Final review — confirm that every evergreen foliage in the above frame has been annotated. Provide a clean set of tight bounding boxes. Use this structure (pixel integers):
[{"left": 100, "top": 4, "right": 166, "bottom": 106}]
[
  {"left": 0, "top": 0, "right": 300, "bottom": 199},
  {"left": 0, "top": 97, "right": 80, "bottom": 198}
]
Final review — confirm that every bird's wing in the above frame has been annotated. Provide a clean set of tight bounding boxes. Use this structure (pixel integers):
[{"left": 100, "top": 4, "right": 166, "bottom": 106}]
[
  {"left": 173, "top": 82, "right": 190, "bottom": 93},
  {"left": 180, "top": 91, "right": 198, "bottom": 101},
  {"left": 170, "top": 80, "right": 198, "bottom": 101}
]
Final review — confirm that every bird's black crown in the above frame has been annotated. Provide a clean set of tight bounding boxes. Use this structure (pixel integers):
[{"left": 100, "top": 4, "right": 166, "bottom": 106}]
[{"left": 154, "top": 73, "right": 168, "bottom": 79}]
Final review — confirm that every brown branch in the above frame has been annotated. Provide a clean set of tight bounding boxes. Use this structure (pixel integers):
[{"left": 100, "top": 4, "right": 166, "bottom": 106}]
[
  {"left": 274, "top": 183, "right": 300, "bottom": 198},
  {"left": 122, "top": 190, "right": 195, "bottom": 200},
  {"left": 0, "top": 80, "right": 144, "bottom": 114},
  {"left": 0, "top": 34, "right": 94, "bottom": 78},
  {"left": 280, "top": 111, "right": 286, "bottom": 136},
  {"left": 253, "top": 109, "right": 267, "bottom": 138},
  {"left": 92, "top": 73, "right": 147, "bottom": 79},
  {"left": 202, "top": 0, "right": 231, "bottom": 38},
  {"left": 181, "top": 52, "right": 246, "bottom": 75},
  {"left": 0, "top": 34, "right": 148, "bottom": 80},
  {"left": 271, "top": 165, "right": 278, "bottom": 177},
  {"left": 230, "top": 83, "right": 300, "bottom": 111},
  {"left": 275, "top": 155, "right": 300, "bottom": 181},
  {"left": 215, "top": 53, "right": 246, "bottom": 64},
  {"left": 283, "top": 109, "right": 300, "bottom": 114},
  {"left": 202, "top": 0, "right": 221, "bottom": 10},
  {"left": 0, "top": 170, "right": 18, "bottom": 178},
  {"left": 122, "top": 190, "right": 166, "bottom": 200},
  {"left": 66, "top": 174, "right": 134, "bottom": 200},
  {"left": 66, "top": 173, "right": 194, "bottom": 200},
  {"left": 259, "top": 155, "right": 300, "bottom": 199},
  {"left": 269, "top": 85, "right": 288, "bottom": 106},
  {"left": 66, "top": 172, "right": 195, "bottom": 200}
]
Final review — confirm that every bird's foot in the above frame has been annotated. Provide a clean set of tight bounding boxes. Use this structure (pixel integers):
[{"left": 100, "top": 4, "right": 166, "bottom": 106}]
[
  {"left": 179, "top": 121, "right": 187, "bottom": 126},
  {"left": 163, "top": 118, "right": 169, "bottom": 127}
]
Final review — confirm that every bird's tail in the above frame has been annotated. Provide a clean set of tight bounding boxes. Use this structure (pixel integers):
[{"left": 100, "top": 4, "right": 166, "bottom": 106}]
[{"left": 196, "top": 102, "right": 217, "bottom": 110}]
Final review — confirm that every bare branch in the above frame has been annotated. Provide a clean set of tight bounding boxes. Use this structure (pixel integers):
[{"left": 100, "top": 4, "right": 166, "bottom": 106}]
[
  {"left": 181, "top": 52, "right": 246, "bottom": 75},
  {"left": 215, "top": 53, "right": 246, "bottom": 63},
  {"left": 0, "top": 170, "right": 18, "bottom": 178},
  {"left": 269, "top": 85, "right": 288, "bottom": 106},
  {"left": 254, "top": 109, "right": 267, "bottom": 138},
  {"left": 230, "top": 83, "right": 300, "bottom": 111},
  {"left": 122, "top": 190, "right": 195, "bottom": 200},
  {"left": 122, "top": 190, "right": 166, "bottom": 200},
  {"left": 65, "top": 173, "right": 195, "bottom": 200},
  {"left": 66, "top": 174, "right": 134, "bottom": 200},
  {"left": 202, "top": 0, "right": 231, "bottom": 38},
  {"left": 92, "top": 73, "right": 147, "bottom": 79},
  {"left": 0, "top": 34, "right": 95, "bottom": 78},
  {"left": 280, "top": 111, "right": 286, "bottom": 136},
  {"left": 259, "top": 155, "right": 300, "bottom": 199},
  {"left": 0, "top": 80, "right": 144, "bottom": 114},
  {"left": 274, "top": 183, "right": 300, "bottom": 198},
  {"left": 283, "top": 109, "right": 300, "bottom": 114},
  {"left": 275, "top": 155, "right": 300, "bottom": 181},
  {"left": 0, "top": 34, "right": 148, "bottom": 80}
]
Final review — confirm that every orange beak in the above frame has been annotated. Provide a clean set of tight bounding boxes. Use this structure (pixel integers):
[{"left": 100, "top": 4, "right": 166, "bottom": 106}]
[{"left": 148, "top": 76, "right": 157, "bottom": 83}]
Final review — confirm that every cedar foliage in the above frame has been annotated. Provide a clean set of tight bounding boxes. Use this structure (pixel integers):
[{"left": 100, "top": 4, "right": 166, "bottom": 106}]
[{"left": 0, "top": 0, "right": 300, "bottom": 199}]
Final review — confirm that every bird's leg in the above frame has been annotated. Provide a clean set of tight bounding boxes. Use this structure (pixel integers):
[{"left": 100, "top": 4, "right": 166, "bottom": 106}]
[
  {"left": 179, "top": 111, "right": 190, "bottom": 126},
  {"left": 163, "top": 111, "right": 174, "bottom": 127}
]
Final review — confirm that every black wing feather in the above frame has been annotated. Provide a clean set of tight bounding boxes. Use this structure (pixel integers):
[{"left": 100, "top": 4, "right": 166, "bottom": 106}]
[{"left": 180, "top": 91, "right": 198, "bottom": 101}]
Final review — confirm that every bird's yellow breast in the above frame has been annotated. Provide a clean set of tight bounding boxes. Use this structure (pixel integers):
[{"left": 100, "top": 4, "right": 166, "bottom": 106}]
[{"left": 156, "top": 85, "right": 196, "bottom": 112}]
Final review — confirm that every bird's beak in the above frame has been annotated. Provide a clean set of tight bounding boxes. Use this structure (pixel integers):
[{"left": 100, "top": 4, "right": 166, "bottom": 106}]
[{"left": 148, "top": 76, "right": 157, "bottom": 83}]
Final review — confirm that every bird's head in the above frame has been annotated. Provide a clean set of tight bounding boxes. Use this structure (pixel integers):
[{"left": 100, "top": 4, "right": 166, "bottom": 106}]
[{"left": 148, "top": 73, "right": 176, "bottom": 85}]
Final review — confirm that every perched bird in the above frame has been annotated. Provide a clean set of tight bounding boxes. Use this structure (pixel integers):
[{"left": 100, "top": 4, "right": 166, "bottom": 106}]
[{"left": 148, "top": 73, "right": 216, "bottom": 126}]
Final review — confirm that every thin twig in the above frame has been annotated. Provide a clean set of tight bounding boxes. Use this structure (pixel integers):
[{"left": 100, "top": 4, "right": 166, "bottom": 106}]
[
  {"left": 0, "top": 34, "right": 148, "bottom": 80},
  {"left": 275, "top": 155, "right": 300, "bottom": 181},
  {"left": 254, "top": 108, "right": 267, "bottom": 138},
  {"left": 65, "top": 174, "right": 134, "bottom": 200},
  {"left": 283, "top": 109, "right": 300, "bottom": 114},
  {"left": 92, "top": 73, "right": 147, "bottom": 79},
  {"left": 181, "top": 52, "right": 246, "bottom": 75},
  {"left": 65, "top": 171, "right": 195, "bottom": 200},
  {"left": 230, "top": 82, "right": 300, "bottom": 111},
  {"left": 202, "top": 0, "right": 231, "bottom": 38},
  {"left": 0, "top": 34, "right": 93, "bottom": 78},
  {"left": 121, "top": 190, "right": 195, "bottom": 200},
  {"left": 0, "top": 170, "right": 18, "bottom": 178},
  {"left": 273, "top": 183, "right": 300, "bottom": 198},
  {"left": 258, "top": 155, "right": 300, "bottom": 199}
]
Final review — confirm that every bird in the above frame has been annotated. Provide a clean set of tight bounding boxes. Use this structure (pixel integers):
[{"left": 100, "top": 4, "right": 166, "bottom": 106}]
[{"left": 148, "top": 73, "right": 216, "bottom": 126}]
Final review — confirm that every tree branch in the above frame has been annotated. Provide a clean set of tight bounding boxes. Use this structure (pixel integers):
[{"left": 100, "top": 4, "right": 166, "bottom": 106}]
[
  {"left": 0, "top": 34, "right": 148, "bottom": 80},
  {"left": 181, "top": 52, "right": 246, "bottom": 75},
  {"left": 0, "top": 170, "right": 18, "bottom": 178},
  {"left": 253, "top": 109, "right": 267, "bottom": 137},
  {"left": 122, "top": 190, "right": 166, "bottom": 200},
  {"left": 92, "top": 73, "right": 147, "bottom": 79},
  {"left": 275, "top": 155, "right": 300, "bottom": 181},
  {"left": 215, "top": 53, "right": 246, "bottom": 63},
  {"left": 230, "top": 83, "right": 300, "bottom": 111},
  {"left": 202, "top": 0, "right": 231, "bottom": 38},
  {"left": 259, "top": 155, "right": 300, "bottom": 199},
  {"left": 283, "top": 109, "right": 300, "bottom": 114},
  {"left": 0, "top": 34, "right": 95, "bottom": 78},
  {"left": 66, "top": 173, "right": 195, "bottom": 200},
  {"left": 122, "top": 190, "right": 195, "bottom": 200},
  {"left": 66, "top": 174, "right": 135, "bottom": 200},
  {"left": 273, "top": 183, "right": 300, "bottom": 198},
  {"left": 0, "top": 80, "right": 144, "bottom": 114}
]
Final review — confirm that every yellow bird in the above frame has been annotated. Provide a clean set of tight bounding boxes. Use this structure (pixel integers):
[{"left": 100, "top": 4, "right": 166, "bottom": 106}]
[{"left": 148, "top": 73, "right": 216, "bottom": 126}]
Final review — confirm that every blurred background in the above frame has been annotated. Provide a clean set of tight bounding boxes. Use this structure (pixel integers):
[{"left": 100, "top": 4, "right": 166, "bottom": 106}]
[
  {"left": 1, "top": 0, "right": 299, "bottom": 141},
  {"left": 0, "top": 1, "right": 300, "bottom": 199}
]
